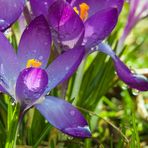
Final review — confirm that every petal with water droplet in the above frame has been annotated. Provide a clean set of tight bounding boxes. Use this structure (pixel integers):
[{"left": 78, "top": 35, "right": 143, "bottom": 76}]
[
  {"left": 35, "top": 96, "right": 91, "bottom": 138},
  {"left": 0, "top": 85, "right": 7, "bottom": 93},
  {"left": 0, "top": 32, "right": 20, "bottom": 93},
  {"left": 0, "top": 0, "right": 25, "bottom": 31},
  {"left": 84, "top": 8, "right": 118, "bottom": 49},
  {"left": 17, "top": 16, "right": 51, "bottom": 70},
  {"left": 15, "top": 67, "right": 48, "bottom": 109},
  {"left": 45, "top": 46, "right": 85, "bottom": 92},
  {"left": 48, "top": 0, "right": 84, "bottom": 50},
  {"left": 30, "top": 0, "right": 55, "bottom": 18}
]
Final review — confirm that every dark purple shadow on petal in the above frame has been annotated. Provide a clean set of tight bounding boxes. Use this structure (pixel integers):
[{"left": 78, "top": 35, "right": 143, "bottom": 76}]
[
  {"left": 83, "top": 8, "right": 118, "bottom": 49},
  {"left": 68, "top": 0, "right": 124, "bottom": 17},
  {"left": 0, "top": 32, "right": 20, "bottom": 94},
  {"left": 30, "top": 0, "right": 55, "bottom": 18},
  {"left": 48, "top": 0, "right": 84, "bottom": 50},
  {"left": 0, "top": 85, "right": 7, "bottom": 94},
  {"left": 35, "top": 96, "right": 91, "bottom": 138},
  {"left": 45, "top": 46, "right": 85, "bottom": 92},
  {"left": 15, "top": 67, "right": 48, "bottom": 109},
  {"left": 17, "top": 15, "right": 51, "bottom": 70},
  {"left": 0, "top": 0, "right": 25, "bottom": 31},
  {"left": 97, "top": 43, "right": 148, "bottom": 91}
]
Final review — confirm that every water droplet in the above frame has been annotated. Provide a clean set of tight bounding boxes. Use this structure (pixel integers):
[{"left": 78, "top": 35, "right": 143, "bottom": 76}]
[
  {"left": 0, "top": 19, "right": 10, "bottom": 30},
  {"left": 12, "top": 102, "right": 15, "bottom": 106},
  {"left": 39, "top": 56, "right": 43, "bottom": 60},
  {"left": 65, "top": 66, "right": 69, "bottom": 71},
  {"left": 70, "top": 110, "right": 75, "bottom": 116},
  {"left": 33, "top": 50, "right": 37, "bottom": 53},
  {"left": 132, "top": 89, "right": 140, "bottom": 96},
  {"left": 14, "top": 3, "right": 17, "bottom": 8},
  {"left": 122, "top": 84, "right": 128, "bottom": 90},
  {"left": 44, "top": 42, "right": 48, "bottom": 45},
  {"left": 24, "top": 98, "right": 32, "bottom": 105}
]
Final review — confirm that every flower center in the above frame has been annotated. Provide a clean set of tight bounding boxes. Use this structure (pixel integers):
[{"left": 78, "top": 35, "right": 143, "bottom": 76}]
[
  {"left": 73, "top": 3, "right": 90, "bottom": 21},
  {"left": 26, "top": 59, "right": 42, "bottom": 68}
]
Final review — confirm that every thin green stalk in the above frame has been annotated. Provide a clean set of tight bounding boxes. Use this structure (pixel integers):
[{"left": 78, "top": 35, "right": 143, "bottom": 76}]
[
  {"left": 33, "top": 125, "right": 51, "bottom": 148},
  {"left": 76, "top": 106, "right": 129, "bottom": 144},
  {"left": 71, "top": 57, "right": 87, "bottom": 105},
  {"left": 5, "top": 103, "right": 20, "bottom": 148}
]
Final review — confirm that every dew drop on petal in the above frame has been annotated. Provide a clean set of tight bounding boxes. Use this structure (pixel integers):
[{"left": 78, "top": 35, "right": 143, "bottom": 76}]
[
  {"left": 70, "top": 110, "right": 75, "bottom": 116},
  {"left": 39, "top": 56, "right": 43, "bottom": 60}
]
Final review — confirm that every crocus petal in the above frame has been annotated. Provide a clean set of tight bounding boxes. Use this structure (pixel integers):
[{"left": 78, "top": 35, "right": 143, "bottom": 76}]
[
  {"left": 17, "top": 15, "right": 51, "bottom": 69},
  {"left": 15, "top": 67, "right": 48, "bottom": 109},
  {"left": 83, "top": 8, "right": 118, "bottom": 49},
  {"left": 97, "top": 43, "right": 148, "bottom": 91},
  {"left": 0, "top": 85, "right": 7, "bottom": 93},
  {"left": 35, "top": 96, "right": 91, "bottom": 138},
  {"left": 48, "top": 0, "right": 84, "bottom": 50},
  {"left": 0, "top": 0, "right": 25, "bottom": 31},
  {"left": 0, "top": 32, "right": 20, "bottom": 93},
  {"left": 30, "top": 0, "right": 55, "bottom": 18},
  {"left": 45, "top": 46, "right": 85, "bottom": 92},
  {"left": 68, "top": 0, "right": 124, "bottom": 17}
]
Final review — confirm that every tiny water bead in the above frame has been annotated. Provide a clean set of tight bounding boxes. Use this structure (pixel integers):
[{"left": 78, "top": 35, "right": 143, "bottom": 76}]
[{"left": 0, "top": 19, "right": 10, "bottom": 30}]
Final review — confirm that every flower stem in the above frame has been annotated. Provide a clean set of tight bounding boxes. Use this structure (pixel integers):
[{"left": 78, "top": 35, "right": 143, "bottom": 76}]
[{"left": 5, "top": 103, "right": 20, "bottom": 148}]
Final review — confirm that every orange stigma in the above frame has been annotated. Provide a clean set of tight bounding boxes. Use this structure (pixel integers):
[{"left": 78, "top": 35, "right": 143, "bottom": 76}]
[
  {"left": 73, "top": 3, "right": 89, "bottom": 21},
  {"left": 26, "top": 59, "right": 42, "bottom": 68}
]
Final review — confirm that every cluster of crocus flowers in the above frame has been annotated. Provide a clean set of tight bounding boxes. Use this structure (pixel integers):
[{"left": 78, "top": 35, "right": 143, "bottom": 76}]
[
  {"left": 0, "top": 0, "right": 148, "bottom": 139},
  {"left": 30, "top": 0, "right": 148, "bottom": 91},
  {"left": 0, "top": 16, "right": 91, "bottom": 138}
]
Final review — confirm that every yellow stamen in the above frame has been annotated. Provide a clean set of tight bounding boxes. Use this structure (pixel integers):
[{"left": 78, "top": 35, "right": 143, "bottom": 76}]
[
  {"left": 73, "top": 7, "right": 79, "bottom": 15},
  {"left": 26, "top": 59, "right": 42, "bottom": 68},
  {"left": 79, "top": 3, "right": 89, "bottom": 21},
  {"left": 73, "top": 3, "right": 89, "bottom": 21}
]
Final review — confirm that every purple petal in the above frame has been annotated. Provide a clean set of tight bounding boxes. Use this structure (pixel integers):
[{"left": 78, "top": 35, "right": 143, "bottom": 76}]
[
  {"left": 17, "top": 15, "right": 51, "bottom": 70},
  {"left": 83, "top": 8, "right": 118, "bottom": 48},
  {"left": 15, "top": 67, "right": 48, "bottom": 109},
  {"left": 0, "top": 85, "right": 7, "bottom": 93},
  {"left": 0, "top": 32, "right": 20, "bottom": 93},
  {"left": 68, "top": 0, "right": 124, "bottom": 17},
  {"left": 45, "top": 46, "right": 85, "bottom": 92},
  {"left": 48, "top": 0, "right": 84, "bottom": 49},
  {"left": 0, "top": 0, "right": 25, "bottom": 31},
  {"left": 35, "top": 96, "right": 91, "bottom": 138},
  {"left": 30, "top": 0, "right": 55, "bottom": 18},
  {"left": 97, "top": 43, "right": 148, "bottom": 91}
]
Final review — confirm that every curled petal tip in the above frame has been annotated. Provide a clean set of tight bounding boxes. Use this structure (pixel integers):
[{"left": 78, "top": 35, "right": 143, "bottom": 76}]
[
  {"left": 114, "top": 57, "right": 148, "bottom": 91},
  {"left": 97, "top": 43, "right": 148, "bottom": 91},
  {"left": 64, "top": 125, "right": 91, "bottom": 138}
]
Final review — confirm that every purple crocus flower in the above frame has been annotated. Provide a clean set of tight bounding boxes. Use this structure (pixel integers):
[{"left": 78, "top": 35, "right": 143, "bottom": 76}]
[
  {"left": 0, "top": 15, "right": 91, "bottom": 138},
  {"left": 117, "top": 0, "right": 148, "bottom": 53},
  {"left": 29, "top": 0, "right": 148, "bottom": 91},
  {"left": 0, "top": 0, "right": 25, "bottom": 31},
  {"left": 30, "top": 0, "right": 123, "bottom": 50},
  {"left": 48, "top": 0, "right": 148, "bottom": 91}
]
